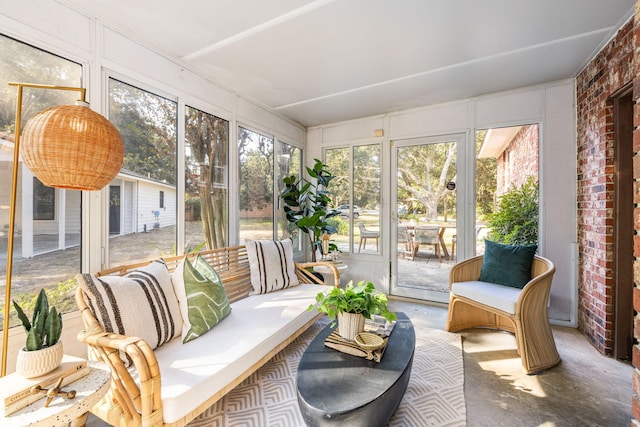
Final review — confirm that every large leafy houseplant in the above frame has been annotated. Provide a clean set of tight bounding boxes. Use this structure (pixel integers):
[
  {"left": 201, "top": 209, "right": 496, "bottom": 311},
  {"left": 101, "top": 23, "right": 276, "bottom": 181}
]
[{"left": 281, "top": 159, "right": 340, "bottom": 261}]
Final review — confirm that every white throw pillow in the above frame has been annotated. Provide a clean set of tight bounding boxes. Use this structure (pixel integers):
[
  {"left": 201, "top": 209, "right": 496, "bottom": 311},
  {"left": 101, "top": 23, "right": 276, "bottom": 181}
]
[
  {"left": 77, "top": 259, "right": 183, "bottom": 351},
  {"left": 245, "top": 239, "right": 300, "bottom": 294}
]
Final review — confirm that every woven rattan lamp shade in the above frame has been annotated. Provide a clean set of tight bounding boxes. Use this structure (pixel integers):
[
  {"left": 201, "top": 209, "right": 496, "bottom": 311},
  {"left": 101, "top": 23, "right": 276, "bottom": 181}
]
[{"left": 20, "top": 103, "right": 124, "bottom": 191}]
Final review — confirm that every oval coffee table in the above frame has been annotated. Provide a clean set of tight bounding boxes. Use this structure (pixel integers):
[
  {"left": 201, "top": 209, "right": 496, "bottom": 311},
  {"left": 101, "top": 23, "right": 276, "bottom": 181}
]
[{"left": 296, "top": 312, "right": 415, "bottom": 427}]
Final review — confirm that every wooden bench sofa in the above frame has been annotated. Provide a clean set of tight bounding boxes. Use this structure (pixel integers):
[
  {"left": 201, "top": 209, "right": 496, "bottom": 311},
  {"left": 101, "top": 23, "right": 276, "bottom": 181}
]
[{"left": 75, "top": 244, "right": 339, "bottom": 427}]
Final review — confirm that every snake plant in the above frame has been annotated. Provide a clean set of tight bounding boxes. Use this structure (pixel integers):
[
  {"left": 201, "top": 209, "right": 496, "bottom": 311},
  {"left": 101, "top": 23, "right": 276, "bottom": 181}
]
[{"left": 13, "top": 289, "right": 63, "bottom": 351}]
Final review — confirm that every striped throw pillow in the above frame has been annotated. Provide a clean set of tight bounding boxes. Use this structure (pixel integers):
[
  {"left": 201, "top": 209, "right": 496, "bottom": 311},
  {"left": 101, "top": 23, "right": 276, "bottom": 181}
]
[
  {"left": 77, "top": 259, "right": 183, "bottom": 353},
  {"left": 245, "top": 239, "right": 300, "bottom": 294}
]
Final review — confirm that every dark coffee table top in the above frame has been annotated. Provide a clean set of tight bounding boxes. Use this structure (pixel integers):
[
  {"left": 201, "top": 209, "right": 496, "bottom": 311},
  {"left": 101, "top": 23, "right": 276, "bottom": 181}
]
[{"left": 296, "top": 312, "right": 415, "bottom": 422}]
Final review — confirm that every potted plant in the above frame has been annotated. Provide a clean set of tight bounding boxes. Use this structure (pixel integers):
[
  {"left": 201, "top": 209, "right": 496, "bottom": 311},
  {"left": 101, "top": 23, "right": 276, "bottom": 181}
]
[
  {"left": 281, "top": 159, "right": 340, "bottom": 262},
  {"left": 13, "top": 289, "right": 63, "bottom": 378},
  {"left": 310, "top": 280, "right": 397, "bottom": 341}
]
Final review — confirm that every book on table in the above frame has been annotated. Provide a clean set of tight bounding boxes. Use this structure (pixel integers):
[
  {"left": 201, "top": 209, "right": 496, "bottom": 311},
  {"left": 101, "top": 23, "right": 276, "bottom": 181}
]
[{"left": 0, "top": 355, "right": 88, "bottom": 416}]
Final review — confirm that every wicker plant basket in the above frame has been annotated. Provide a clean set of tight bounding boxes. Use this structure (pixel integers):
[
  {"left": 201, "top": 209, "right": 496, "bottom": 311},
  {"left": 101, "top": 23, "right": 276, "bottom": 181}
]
[
  {"left": 20, "top": 104, "right": 124, "bottom": 191},
  {"left": 337, "top": 312, "right": 365, "bottom": 341},
  {"left": 355, "top": 332, "right": 384, "bottom": 351}
]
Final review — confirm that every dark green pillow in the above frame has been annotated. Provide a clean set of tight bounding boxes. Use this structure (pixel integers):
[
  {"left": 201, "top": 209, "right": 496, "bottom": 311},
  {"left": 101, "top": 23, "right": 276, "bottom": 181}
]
[
  {"left": 180, "top": 254, "right": 231, "bottom": 343},
  {"left": 478, "top": 240, "right": 537, "bottom": 289}
]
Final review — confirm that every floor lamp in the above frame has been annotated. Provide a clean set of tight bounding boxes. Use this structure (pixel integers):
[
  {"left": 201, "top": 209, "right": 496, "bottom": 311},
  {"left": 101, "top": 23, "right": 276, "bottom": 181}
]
[{"left": 2, "top": 83, "right": 124, "bottom": 376}]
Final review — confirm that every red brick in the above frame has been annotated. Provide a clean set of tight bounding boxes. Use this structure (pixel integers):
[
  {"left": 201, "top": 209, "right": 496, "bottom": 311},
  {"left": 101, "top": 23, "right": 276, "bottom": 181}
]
[
  {"left": 577, "top": 18, "right": 635, "bottom": 360},
  {"left": 634, "top": 344, "right": 640, "bottom": 369}
]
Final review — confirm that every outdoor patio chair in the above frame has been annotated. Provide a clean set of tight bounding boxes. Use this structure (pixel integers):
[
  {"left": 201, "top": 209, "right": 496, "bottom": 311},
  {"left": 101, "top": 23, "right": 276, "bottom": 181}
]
[
  {"left": 357, "top": 222, "right": 379, "bottom": 252},
  {"left": 397, "top": 225, "right": 414, "bottom": 259},
  {"left": 413, "top": 226, "right": 441, "bottom": 262}
]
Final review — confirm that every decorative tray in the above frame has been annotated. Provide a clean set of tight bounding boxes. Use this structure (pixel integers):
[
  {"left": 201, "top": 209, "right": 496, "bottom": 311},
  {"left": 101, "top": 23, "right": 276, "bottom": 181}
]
[{"left": 324, "top": 329, "right": 389, "bottom": 362}]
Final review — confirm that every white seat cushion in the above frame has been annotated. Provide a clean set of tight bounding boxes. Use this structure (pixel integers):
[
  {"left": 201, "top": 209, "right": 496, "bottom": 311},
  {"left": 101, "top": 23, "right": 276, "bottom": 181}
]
[
  {"left": 153, "top": 283, "right": 330, "bottom": 423},
  {"left": 451, "top": 280, "right": 521, "bottom": 315}
]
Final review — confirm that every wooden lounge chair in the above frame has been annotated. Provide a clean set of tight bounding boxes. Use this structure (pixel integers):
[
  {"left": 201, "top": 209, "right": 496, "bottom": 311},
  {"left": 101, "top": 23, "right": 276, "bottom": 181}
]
[{"left": 447, "top": 255, "right": 560, "bottom": 374}]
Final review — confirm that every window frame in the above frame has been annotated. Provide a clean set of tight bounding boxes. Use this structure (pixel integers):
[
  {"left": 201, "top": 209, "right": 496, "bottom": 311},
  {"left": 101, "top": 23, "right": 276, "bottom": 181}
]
[{"left": 324, "top": 142, "right": 382, "bottom": 256}]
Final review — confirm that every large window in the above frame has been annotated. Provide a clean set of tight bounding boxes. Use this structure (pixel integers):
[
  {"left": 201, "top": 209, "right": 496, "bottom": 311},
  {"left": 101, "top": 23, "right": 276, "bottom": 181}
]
[
  {"left": 185, "top": 106, "right": 229, "bottom": 251},
  {"left": 325, "top": 144, "right": 381, "bottom": 254},
  {"left": 0, "top": 34, "right": 83, "bottom": 329},
  {"left": 277, "top": 141, "right": 302, "bottom": 254},
  {"left": 238, "top": 126, "right": 274, "bottom": 242},
  {"left": 475, "top": 125, "right": 539, "bottom": 256},
  {"left": 108, "top": 78, "right": 177, "bottom": 265}
]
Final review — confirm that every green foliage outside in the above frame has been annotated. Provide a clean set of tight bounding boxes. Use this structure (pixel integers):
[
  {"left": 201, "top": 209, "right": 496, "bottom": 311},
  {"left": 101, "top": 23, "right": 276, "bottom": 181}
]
[
  {"left": 486, "top": 176, "right": 538, "bottom": 245},
  {"left": 475, "top": 130, "right": 498, "bottom": 218},
  {"left": 2, "top": 278, "right": 77, "bottom": 330},
  {"left": 185, "top": 197, "right": 201, "bottom": 220},
  {"left": 109, "top": 79, "right": 177, "bottom": 185},
  {"left": 309, "top": 281, "right": 397, "bottom": 326},
  {"left": 327, "top": 216, "right": 348, "bottom": 235}
]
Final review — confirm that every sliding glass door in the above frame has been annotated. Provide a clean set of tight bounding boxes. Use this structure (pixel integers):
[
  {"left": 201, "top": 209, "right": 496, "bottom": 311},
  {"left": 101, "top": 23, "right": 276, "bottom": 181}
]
[{"left": 390, "top": 134, "right": 464, "bottom": 303}]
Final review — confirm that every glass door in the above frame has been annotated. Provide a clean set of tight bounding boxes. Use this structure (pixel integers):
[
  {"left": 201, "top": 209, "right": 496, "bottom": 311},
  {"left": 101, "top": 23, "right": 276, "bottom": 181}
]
[{"left": 391, "top": 134, "right": 464, "bottom": 303}]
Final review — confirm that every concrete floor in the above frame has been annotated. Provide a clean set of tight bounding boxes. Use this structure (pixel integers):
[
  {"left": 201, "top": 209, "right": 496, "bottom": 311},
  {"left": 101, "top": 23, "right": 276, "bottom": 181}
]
[
  {"left": 389, "top": 299, "right": 632, "bottom": 427},
  {"left": 87, "top": 298, "right": 631, "bottom": 427}
]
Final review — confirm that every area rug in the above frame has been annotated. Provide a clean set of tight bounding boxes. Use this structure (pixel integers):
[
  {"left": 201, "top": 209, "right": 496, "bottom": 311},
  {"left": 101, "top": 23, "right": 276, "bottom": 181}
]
[{"left": 188, "top": 317, "right": 465, "bottom": 427}]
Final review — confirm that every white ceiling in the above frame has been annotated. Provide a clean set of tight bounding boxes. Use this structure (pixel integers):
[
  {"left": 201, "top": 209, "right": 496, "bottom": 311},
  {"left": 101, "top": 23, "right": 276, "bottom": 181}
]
[{"left": 61, "top": 0, "right": 635, "bottom": 127}]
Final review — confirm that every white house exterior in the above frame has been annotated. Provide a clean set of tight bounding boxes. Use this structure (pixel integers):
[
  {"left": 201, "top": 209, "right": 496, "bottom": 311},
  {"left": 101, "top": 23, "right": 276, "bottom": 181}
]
[{"left": 0, "top": 148, "right": 176, "bottom": 259}]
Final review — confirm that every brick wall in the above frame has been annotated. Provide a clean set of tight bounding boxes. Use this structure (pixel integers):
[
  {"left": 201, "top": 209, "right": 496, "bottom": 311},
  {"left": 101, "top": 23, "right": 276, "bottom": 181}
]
[
  {"left": 632, "top": 2, "right": 640, "bottom": 424},
  {"left": 576, "top": 19, "right": 633, "bottom": 355},
  {"left": 496, "top": 124, "right": 539, "bottom": 196}
]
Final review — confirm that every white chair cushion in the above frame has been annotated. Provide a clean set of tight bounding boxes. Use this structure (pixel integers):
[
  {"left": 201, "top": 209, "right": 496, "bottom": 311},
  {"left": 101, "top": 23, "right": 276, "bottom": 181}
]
[
  {"left": 154, "top": 283, "right": 330, "bottom": 424},
  {"left": 451, "top": 280, "right": 521, "bottom": 315}
]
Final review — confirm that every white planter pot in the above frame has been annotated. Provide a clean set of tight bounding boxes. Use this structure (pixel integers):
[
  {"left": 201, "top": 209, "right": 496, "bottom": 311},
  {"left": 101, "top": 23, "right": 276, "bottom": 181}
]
[
  {"left": 16, "top": 341, "right": 63, "bottom": 378},
  {"left": 337, "top": 312, "right": 365, "bottom": 341}
]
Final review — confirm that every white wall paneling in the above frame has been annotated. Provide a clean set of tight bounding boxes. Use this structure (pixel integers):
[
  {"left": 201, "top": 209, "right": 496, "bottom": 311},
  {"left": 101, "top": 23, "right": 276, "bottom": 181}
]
[{"left": 310, "top": 81, "right": 577, "bottom": 325}]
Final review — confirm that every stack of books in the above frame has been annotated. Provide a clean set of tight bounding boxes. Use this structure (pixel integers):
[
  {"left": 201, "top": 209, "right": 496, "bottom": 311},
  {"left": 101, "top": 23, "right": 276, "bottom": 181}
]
[{"left": 0, "top": 355, "right": 88, "bottom": 416}]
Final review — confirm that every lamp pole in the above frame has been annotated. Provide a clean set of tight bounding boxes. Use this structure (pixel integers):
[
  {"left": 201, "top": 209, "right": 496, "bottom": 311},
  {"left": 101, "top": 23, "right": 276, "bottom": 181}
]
[{"left": 2, "top": 83, "right": 88, "bottom": 376}]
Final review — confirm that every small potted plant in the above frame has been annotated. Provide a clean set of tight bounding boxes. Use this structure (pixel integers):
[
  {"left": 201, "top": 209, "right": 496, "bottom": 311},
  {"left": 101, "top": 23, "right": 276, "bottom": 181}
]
[
  {"left": 310, "top": 281, "right": 397, "bottom": 341},
  {"left": 13, "top": 289, "right": 63, "bottom": 378}
]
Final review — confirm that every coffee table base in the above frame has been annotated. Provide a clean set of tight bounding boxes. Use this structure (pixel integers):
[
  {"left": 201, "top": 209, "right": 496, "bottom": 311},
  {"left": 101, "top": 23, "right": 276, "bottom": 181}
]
[
  {"left": 298, "top": 356, "right": 412, "bottom": 426},
  {"left": 296, "top": 313, "right": 415, "bottom": 427}
]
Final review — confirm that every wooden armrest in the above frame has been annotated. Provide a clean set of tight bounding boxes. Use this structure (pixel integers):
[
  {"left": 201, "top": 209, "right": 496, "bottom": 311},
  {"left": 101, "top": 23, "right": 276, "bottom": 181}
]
[
  {"left": 448, "top": 255, "right": 484, "bottom": 287},
  {"left": 516, "top": 256, "right": 555, "bottom": 314},
  {"left": 77, "top": 326, "right": 161, "bottom": 422},
  {"left": 296, "top": 262, "right": 341, "bottom": 287}
]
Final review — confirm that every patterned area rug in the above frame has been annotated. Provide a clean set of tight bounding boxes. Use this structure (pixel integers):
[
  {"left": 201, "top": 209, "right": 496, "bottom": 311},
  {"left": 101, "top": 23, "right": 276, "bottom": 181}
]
[{"left": 188, "top": 317, "right": 465, "bottom": 427}]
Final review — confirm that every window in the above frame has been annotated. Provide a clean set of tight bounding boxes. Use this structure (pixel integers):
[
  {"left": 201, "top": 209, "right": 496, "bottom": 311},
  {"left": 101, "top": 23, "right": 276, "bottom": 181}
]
[
  {"left": 33, "top": 178, "right": 55, "bottom": 220},
  {"left": 108, "top": 78, "right": 177, "bottom": 265},
  {"left": 475, "top": 125, "right": 539, "bottom": 255},
  {"left": 185, "top": 106, "right": 229, "bottom": 251},
  {"left": 277, "top": 141, "right": 302, "bottom": 255},
  {"left": 238, "top": 126, "right": 274, "bottom": 242},
  {"left": 325, "top": 144, "right": 381, "bottom": 254},
  {"left": 0, "top": 34, "right": 83, "bottom": 329}
]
